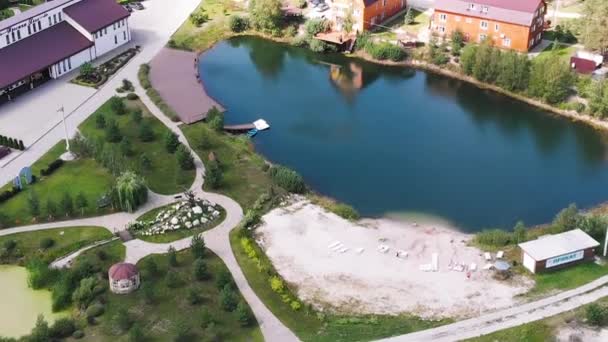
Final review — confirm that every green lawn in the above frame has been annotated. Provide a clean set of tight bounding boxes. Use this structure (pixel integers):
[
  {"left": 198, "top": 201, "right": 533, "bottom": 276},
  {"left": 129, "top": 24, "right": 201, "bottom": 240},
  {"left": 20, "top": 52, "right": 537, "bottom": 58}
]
[
  {"left": 373, "top": 9, "right": 430, "bottom": 40},
  {"left": 84, "top": 249, "right": 263, "bottom": 342},
  {"left": 79, "top": 97, "right": 195, "bottom": 195},
  {"left": 170, "top": 0, "right": 244, "bottom": 51},
  {"left": 134, "top": 203, "right": 227, "bottom": 243},
  {"left": 0, "top": 142, "right": 114, "bottom": 228},
  {"left": 0, "top": 226, "right": 112, "bottom": 264},
  {"left": 536, "top": 42, "right": 576, "bottom": 63},
  {"left": 75, "top": 239, "right": 126, "bottom": 272},
  {"left": 181, "top": 123, "right": 278, "bottom": 210},
  {"left": 230, "top": 228, "right": 451, "bottom": 342},
  {"left": 464, "top": 320, "right": 555, "bottom": 342},
  {"left": 527, "top": 262, "right": 608, "bottom": 297}
]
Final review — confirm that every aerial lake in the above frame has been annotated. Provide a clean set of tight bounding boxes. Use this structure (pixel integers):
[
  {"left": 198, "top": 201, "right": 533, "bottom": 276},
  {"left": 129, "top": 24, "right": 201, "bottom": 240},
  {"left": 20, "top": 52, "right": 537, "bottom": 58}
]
[
  {"left": 0, "top": 265, "right": 65, "bottom": 338},
  {"left": 199, "top": 36, "right": 608, "bottom": 231}
]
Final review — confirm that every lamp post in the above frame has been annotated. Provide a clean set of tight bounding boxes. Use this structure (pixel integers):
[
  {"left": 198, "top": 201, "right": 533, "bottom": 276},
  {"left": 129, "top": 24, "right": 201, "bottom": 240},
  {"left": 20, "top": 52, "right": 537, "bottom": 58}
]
[{"left": 58, "top": 106, "right": 75, "bottom": 161}]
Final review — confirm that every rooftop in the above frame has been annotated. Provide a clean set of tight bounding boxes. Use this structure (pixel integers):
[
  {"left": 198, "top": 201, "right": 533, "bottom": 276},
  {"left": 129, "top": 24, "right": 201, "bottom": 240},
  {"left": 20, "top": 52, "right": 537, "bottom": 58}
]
[
  {"left": 0, "top": 22, "right": 93, "bottom": 89},
  {"left": 0, "top": 0, "right": 76, "bottom": 32},
  {"left": 64, "top": 0, "right": 130, "bottom": 33},
  {"left": 434, "top": 0, "right": 544, "bottom": 26},
  {"left": 519, "top": 229, "right": 600, "bottom": 261},
  {"left": 109, "top": 262, "right": 139, "bottom": 280}
]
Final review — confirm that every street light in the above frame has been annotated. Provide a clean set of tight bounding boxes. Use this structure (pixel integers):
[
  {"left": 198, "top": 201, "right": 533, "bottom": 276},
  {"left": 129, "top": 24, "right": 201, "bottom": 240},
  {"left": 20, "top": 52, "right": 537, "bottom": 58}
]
[{"left": 58, "top": 106, "right": 74, "bottom": 160}]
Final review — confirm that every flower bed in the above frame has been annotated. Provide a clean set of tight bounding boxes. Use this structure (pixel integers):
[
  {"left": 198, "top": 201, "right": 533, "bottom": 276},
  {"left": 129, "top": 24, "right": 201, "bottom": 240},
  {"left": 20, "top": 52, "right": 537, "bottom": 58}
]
[
  {"left": 72, "top": 47, "right": 140, "bottom": 89},
  {"left": 130, "top": 198, "right": 223, "bottom": 237}
]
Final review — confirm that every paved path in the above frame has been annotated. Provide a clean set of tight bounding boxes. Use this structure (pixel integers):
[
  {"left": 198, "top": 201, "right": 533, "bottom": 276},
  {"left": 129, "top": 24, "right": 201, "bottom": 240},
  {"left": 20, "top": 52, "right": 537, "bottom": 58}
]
[
  {"left": 381, "top": 276, "right": 608, "bottom": 341},
  {"left": 149, "top": 47, "right": 224, "bottom": 124},
  {"left": 51, "top": 237, "right": 119, "bottom": 269}
]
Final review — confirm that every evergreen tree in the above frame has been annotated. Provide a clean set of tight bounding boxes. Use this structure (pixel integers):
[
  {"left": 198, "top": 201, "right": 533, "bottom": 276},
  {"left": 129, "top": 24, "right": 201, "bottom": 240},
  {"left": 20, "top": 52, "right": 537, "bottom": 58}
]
[
  {"left": 75, "top": 191, "right": 88, "bottom": 215},
  {"left": 191, "top": 234, "right": 205, "bottom": 259},
  {"left": 168, "top": 246, "right": 178, "bottom": 267},
  {"left": 193, "top": 258, "right": 210, "bottom": 281},
  {"left": 205, "top": 160, "right": 222, "bottom": 189},
  {"left": 29, "top": 315, "right": 50, "bottom": 342},
  {"left": 105, "top": 119, "right": 122, "bottom": 143},
  {"left": 164, "top": 131, "right": 180, "bottom": 153},
  {"left": 46, "top": 197, "right": 58, "bottom": 219},
  {"left": 95, "top": 114, "right": 106, "bottom": 129},
  {"left": 459, "top": 44, "right": 478, "bottom": 75},
  {"left": 28, "top": 189, "right": 41, "bottom": 218},
  {"left": 109, "top": 96, "right": 127, "bottom": 115},
  {"left": 236, "top": 301, "right": 254, "bottom": 326},
  {"left": 60, "top": 192, "right": 74, "bottom": 217},
  {"left": 176, "top": 145, "right": 195, "bottom": 170},
  {"left": 138, "top": 121, "right": 154, "bottom": 142}
]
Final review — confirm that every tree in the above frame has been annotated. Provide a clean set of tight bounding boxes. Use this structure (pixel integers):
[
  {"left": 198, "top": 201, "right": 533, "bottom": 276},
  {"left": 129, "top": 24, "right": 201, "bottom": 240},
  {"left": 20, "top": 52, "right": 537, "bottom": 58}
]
[
  {"left": 128, "top": 323, "right": 145, "bottom": 342},
  {"left": 95, "top": 114, "right": 106, "bottom": 129},
  {"left": 47, "top": 197, "right": 58, "bottom": 219},
  {"left": 269, "top": 165, "right": 306, "bottom": 193},
  {"left": 27, "top": 189, "right": 41, "bottom": 218},
  {"left": 138, "top": 122, "right": 154, "bottom": 142},
  {"left": 142, "top": 257, "right": 159, "bottom": 278},
  {"left": 109, "top": 96, "right": 127, "bottom": 115},
  {"left": 450, "top": 29, "right": 464, "bottom": 56},
  {"left": 187, "top": 287, "right": 203, "bottom": 305},
  {"left": 404, "top": 8, "right": 414, "bottom": 25},
  {"left": 140, "top": 153, "right": 152, "bottom": 170},
  {"left": 115, "top": 171, "right": 148, "bottom": 212},
  {"left": 236, "top": 301, "right": 254, "bottom": 326},
  {"left": 552, "top": 203, "right": 581, "bottom": 233},
  {"left": 208, "top": 112, "right": 224, "bottom": 132},
  {"left": 215, "top": 269, "right": 234, "bottom": 290},
  {"left": 71, "top": 277, "right": 99, "bottom": 309},
  {"left": 249, "top": 0, "right": 283, "bottom": 32},
  {"left": 191, "top": 234, "right": 205, "bottom": 259},
  {"left": 120, "top": 137, "right": 133, "bottom": 156},
  {"left": 75, "top": 191, "right": 88, "bottom": 215},
  {"left": 105, "top": 119, "right": 122, "bottom": 143},
  {"left": 586, "top": 303, "right": 607, "bottom": 326},
  {"left": 205, "top": 160, "right": 223, "bottom": 189},
  {"left": 229, "top": 15, "right": 250, "bottom": 33},
  {"left": 176, "top": 145, "right": 195, "bottom": 170},
  {"left": 60, "top": 192, "right": 74, "bottom": 217},
  {"left": 193, "top": 258, "right": 210, "bottom": 281},
  {"left": 165, "top": 270, "right": 182, "bottom": 288},
  {"left": 528, "top": 54, "right": 574, "bottom": 104},
  {"left": 219, "top": 284, "right": 238, "bottom": 311},
  {"left": 140, "top": 282, "right": 156, "bottom": 304},
  {"left": 343, "top": 7, "right": 354, "bottom": 34},
  {"left": 198, "top": 130, "right": 212, "bottom": 149},
  {"left": 513, "top": 221, "right": 526, "bottom": 243},
  {"left": 164, "top": 131, "right": 180, "bottom": 153},
  {"left": 472, "top": 41, "right": 495, "bottom": 82},
  {"left": 79, "top": 62, "right": 94, "bottom": 79},
  {"left": 131, "top": 109, "right": 143, "bottom": 123},
  {"left": 29, "top": 315, "right": 50, "bottom": 342},
  {"left": 582, "top": 0, "right": 608, "bottom": 53},
  {"left": 587, "top": 80, "right": 608, "bottom": 118},
  {"left": 168, "top": 246, "right": 178, "bottom": 267},
  {"left": 113, "top": 307, "right": 132, "bottom": 332},
  {"left": 460, "top": 44, "right": 478, "bottom": 75}
]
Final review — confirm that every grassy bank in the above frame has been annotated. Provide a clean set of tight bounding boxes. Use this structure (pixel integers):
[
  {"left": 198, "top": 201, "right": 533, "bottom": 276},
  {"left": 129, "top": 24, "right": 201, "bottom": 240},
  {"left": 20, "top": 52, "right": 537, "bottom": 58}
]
[
  {"left": 0, "top": 142, "right": 114, "bottom": 228},
  {"left": 0, "top": 226, "right": 112, "bottom": 264},
  {"left": 79, "top": 97, "right": 195, "bottom": 194}
]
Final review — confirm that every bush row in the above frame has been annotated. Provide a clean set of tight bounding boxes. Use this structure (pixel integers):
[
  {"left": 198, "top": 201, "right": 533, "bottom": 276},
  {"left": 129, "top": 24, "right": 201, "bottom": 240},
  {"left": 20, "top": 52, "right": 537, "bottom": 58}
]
[
  {"left": 0, "top": 186, "right": 21, "bottom": 204},
  {"left": 40, "top": 159, "right": 64, "bottom": 177},
  {"left": 0, "top": 135, "right": 25, "bottom": 150}
]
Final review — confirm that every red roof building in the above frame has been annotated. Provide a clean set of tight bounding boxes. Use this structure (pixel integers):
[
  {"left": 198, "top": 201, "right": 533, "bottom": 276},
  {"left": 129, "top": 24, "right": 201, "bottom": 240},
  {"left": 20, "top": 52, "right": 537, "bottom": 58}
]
[{"left": 108, "top": 262, "right": 140, "bottom": 294}]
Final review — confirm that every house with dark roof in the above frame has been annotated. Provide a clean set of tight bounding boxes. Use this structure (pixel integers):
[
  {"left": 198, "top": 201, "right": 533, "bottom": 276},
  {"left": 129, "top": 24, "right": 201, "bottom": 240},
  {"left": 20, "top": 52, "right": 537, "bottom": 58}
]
[
  {"left": 332, "top": 0, "right": 407, "bottom": 33},
  {"left": 0, "top": 0, "right": 131, "bottom": 104},
  {"left": 431, "top": 0, "right": 546, "bottom": 52}
]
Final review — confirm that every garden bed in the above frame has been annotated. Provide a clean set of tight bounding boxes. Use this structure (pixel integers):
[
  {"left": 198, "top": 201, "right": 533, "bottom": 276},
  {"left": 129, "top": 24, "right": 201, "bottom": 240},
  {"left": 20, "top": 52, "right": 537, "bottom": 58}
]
[{"left": 71, "top": 47, "right": 139, "bottom": 89}]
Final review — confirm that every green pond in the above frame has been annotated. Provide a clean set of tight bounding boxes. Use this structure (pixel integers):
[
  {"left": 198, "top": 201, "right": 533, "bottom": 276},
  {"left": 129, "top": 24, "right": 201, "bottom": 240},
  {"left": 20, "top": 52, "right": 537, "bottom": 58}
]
[
  {"left": 199, "top": 36, "right": 608, "bottom": 231},
  {"left": 0, "top": 265, "right": 66, "bottom": 338}
]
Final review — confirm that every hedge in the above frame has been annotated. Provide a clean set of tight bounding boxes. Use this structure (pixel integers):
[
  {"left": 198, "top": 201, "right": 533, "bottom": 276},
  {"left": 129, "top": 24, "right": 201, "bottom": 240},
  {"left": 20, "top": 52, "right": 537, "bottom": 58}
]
[
  {"left": 40, "top": 159, "right": 64, "bottom": 177},
  {"left": 0, "top": 135, "right": 26, "bottom": 150},
  {"left": 0, "top": 187, "right": 21, "bottom": 204}
]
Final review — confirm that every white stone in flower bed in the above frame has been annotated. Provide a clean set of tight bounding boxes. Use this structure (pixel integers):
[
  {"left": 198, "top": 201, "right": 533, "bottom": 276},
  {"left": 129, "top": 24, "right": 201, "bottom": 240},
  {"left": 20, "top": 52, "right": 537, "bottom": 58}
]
[{"left": 132, "top": 199, "right": 222, "bottom": 236}]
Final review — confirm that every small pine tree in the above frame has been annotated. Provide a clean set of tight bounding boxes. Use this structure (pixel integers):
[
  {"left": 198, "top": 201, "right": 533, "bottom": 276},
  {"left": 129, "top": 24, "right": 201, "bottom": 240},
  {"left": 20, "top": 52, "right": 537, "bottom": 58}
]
[
  {"left": 138, "top": 122, "right": 154, "bottom": 142},
  {"left": 219, "top": 284, "right": 238, "bottom": 312},
  {"left": 75, "top": 192, "right": 88, "bottom": 215},
  {"left": 176, "top": 145, "right": 195, "bottom": 170},
  {"left": 95, "top": 115, "right": 106, "bottom": 129},
  {"left": 18, "top": 140, "right": 25, "bottom": 150},
  {"left": 109, "top": 96, "right": 127, "bottom": 115},
  {"left": 28, "top": 190, "right": 41, "bottom": 218},
  {"left": 140, "top": 154, "right": 152, "bottom": 169},
  {"left": 164, "top": 131, "right": 180, "bottom": 153},
  {"left": 236, "top": 301, "right": 254, "bottom": 326},
  {"left": 205, "top": 160, "right": 222, "bottom": 189},
  {"left": 105, "top": 120, "right": 122, "bottom": 143},
  {"left": 60, "top": 192, "right": 74, "bottom": 217},
  {"left": 168, "top": 246, "right": 178, "bottom": 267},
  {"left": 191, "top": 234, "right": 205, "bottom": 259},
  {"left": 131, "top": 109, "right": 143, "bottom": 123},
  {"left": 46, "top": 197, "right": 58, "bottom": 219},
  {"left": 193, "top": 258, "right": 209, "bottom": 281}
]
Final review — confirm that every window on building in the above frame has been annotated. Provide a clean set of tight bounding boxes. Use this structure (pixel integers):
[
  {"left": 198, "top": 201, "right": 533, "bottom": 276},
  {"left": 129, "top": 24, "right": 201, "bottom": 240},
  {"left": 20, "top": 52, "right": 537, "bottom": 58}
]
[
  {"left": 469, "top": 3, "right": 475, "bottom": 10},
  {"left": 68, "top": 58, "right": 71, "bottom": 69},
  {"left": 123, "top": 31, "right": 127, "bottom": 40},
  {"left": 11, "top": 32, "right": 15, "bottom": 42},
  {"left": 38, "top": 21, "right": 41, "bottom": 31},
  {"left": 465, "top": 18, "right": 472, "bottom": 24},
  {"left": 5, "top": 35, "right": 9, "bottom": 45},
  {"left": 28, "top": 26, "right": 32, "bottom": 35},
  {"left": 529, "top": 38, "right": 533, "bottom": 47},
  {"left": 495, "top": 24, "right": 499, "bottom": 31},
  {"left": 439, "top": 13, "right": 447, "bottom": 22},
  {"left": 437, "top": 26, "right": 446, "bottom": 33},
  {"left": 48, "top": 17, "right": 51, "bottom": 26},
  {"left": 479, "top": 33, "right": 487, "bottom": 42},
  {"left": 53, "top": 14, "right": 57, "bottom": 24},
  {"left": 480, "top": 21, "right": 488, "bottom": 30},
  {"left": 16, "top": 31, "right": 21, "bottom": 40},
  {"left": 58, "top": 12, "right": 62, "bottom": 21},
  {"left": 104, "top": 28, "right": 107, "bottom": 34},
  {"left": 502, "top": 38, "right": 511, "bottom": 47},
  {"left": 114, "top": 35, "right": 118, "bottom": 44},
  {"left": 382, "top": 0, "right": 386, "bottom": 6},
  {"left": 482, "top": 6, "right": 488, "bottom": 13},
  {"left": 455, "top": 16, "right": 461, "bottom": 22}
]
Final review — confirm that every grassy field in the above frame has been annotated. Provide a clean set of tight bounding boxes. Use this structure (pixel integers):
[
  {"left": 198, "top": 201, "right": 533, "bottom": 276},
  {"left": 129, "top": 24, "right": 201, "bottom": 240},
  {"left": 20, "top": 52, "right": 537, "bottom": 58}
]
[
  {"left": 536, "top": 42, "right": 576, "bottom": 62},
  {"left": 79, "top": 97, "right": 195, "bottom": 195},
  {"left": 230, "top": 228, "right": 451, "bottom": 342},
  {"left": 170, "top": 0, "right": 244, "bottom": 51},
  {"left": 527, "top": 262, "right": 608, "bottom": 297},
  {"left": 0, "top": 226, "right": 112, "bottom": 264},
  {"left": 133, "top": 203, "right": 227, "bottom": 243},
  {"left": 373, "top": 9, "right": 430, "bottom": 40},
  {"left": 0, "top": 142, "right": 114, "bottom": 227},
  {"left": 84, "top": 249, "right": 263, "bottom": 342},
  {"left": 181, "top": 123, "right": 278, "bottom": 210}
]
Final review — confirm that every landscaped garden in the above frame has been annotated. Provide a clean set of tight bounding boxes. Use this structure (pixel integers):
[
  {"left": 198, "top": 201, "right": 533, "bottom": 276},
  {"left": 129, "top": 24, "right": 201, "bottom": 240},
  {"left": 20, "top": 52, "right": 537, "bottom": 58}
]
[
  {"left": 78, "top": 96, "right": 196, "bottom": 194},
  {"left": 71, "top": 48, "right": 139, "bottom": 88},
  {"left": 129, "top": 197, "right": 226, "bottom": 243},
  {"left": 0, "top": 142, "right": 115, "bottom": 228}
]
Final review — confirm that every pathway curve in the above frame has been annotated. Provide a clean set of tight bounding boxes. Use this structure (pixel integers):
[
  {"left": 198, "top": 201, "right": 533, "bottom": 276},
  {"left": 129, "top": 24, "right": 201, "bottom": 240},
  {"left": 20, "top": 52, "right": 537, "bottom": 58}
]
[{"left": 50, "top": 237, "right": 119, "bottom": 269}]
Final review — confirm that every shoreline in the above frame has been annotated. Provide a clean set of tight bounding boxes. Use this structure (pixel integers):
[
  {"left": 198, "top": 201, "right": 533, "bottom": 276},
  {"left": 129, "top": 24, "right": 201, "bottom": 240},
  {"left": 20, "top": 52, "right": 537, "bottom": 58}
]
[{"left": 189, "top": 33, "right": 608, "bottom": 134}]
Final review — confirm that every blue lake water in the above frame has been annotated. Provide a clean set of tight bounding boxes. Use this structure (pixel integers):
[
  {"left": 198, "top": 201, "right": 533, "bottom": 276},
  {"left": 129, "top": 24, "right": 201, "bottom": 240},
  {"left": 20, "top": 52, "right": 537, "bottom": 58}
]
[{"left": 199, "top": 36, "right": 608, "bottom": 232}]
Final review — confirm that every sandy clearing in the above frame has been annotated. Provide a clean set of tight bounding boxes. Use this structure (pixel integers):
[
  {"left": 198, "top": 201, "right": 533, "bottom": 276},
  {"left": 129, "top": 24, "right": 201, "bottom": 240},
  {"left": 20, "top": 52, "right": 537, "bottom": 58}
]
[
  {"left": 256, "top": 198, "right": 533, "bottom": 318},
  {"left": 556, "top": 325, "right": 608, "bottom": 342}
]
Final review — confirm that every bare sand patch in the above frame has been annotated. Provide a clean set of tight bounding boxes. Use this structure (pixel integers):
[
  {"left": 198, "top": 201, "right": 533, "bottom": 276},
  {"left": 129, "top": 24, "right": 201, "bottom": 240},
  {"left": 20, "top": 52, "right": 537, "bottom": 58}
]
[
  {"left": 256, "top": 199, "right": 533, "bottom": 318},
  {"left": 556, "top": 325, "right": 608, "bottom": 342}
]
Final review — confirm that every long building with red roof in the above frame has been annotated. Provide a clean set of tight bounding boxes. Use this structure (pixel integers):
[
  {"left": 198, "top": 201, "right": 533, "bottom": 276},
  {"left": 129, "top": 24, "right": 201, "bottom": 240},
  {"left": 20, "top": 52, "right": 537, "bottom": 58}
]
[
  {"left": 0, "top": 0, "right": 131, "bottom": 103},
  {"left": 431, "top": 0, "right": 546, "bottom": 52}
]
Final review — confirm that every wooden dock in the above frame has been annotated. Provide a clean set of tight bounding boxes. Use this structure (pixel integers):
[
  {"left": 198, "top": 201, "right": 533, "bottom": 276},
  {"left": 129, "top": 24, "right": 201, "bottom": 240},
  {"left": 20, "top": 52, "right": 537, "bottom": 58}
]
[{"left": 223, "top": 123, "right": 255, "bottom": 133}]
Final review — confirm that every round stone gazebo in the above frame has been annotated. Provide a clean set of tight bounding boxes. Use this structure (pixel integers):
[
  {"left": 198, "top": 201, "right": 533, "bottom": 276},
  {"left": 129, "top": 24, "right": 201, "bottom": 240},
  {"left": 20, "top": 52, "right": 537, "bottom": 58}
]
[{"left": 108, "top": 262, "right": 140, "bottom": 294}]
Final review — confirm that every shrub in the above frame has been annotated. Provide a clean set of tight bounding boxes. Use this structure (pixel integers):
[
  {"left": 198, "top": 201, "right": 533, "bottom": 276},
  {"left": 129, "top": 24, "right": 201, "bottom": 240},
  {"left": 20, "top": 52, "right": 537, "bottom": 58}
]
[
  {"left": 138, "top": 64, "right": 151, "bottom": 90},
  {"left": 39, "top": 237, "right": 55, "bottom": 249},
  {"left": 215, "top": 269, "right": 234, "bottom": 290},
  {"left": 331, "top": 203, "right": 359, "bottom": 220},
  {"left": 142, "top": 257, "right": 159, "bottom": 278},
  {"left": 40, "top": 159, "right": 64, "bottom": 176},
  {"left": 86, "top": 303, "right": 105, "bottom": 318},
  {"left": 0, "top": 187, "right": 21, "bottom": 204},
  {"left": 474, "top": 229, "right": 512, "bottom": 247},
  {"left": 190, "top": 9, "right": 209, "bottom": 27},
  {"left": 141, "top": 283, "right": 156, "bottom": 304},
  {"left": 208, "top": 112, "right": 224, "bottom": 132},
  {"left": 284, "top": 25, "right": 298, "bottom": 37},
  {"left": 113, "top": 307, "right": 132, "bottom": 332},
  {"left": 168, "top": 246, "right": 178, "bottom": 267},
  {"left": 109, "top": 96, "right": 127, "bottom": 115},
  {"left": 305, "top": 19, "right": 328, "bottom": 36},
  {"left": 138, "top": 121, "right": 154, "bottom": 142},
  {"left": 126, "top": 92, "right": 139, "bottom": 100},
  {"left": 236, "top": 301, "right": 254, "bottom": 326},
  {"left": 49, "top": 318, "right": 76, "bottom": 338},
  {"left": 365, "top": 42, "right": 405, "bottom": 61},
  {"left": 166, "top": 270, "right": 182, "bottom": 288},
  {"left": 72, "top": 330, "right": 85, "bottom": 339},
  {"left": 229, "top": 15, "right": 249, "bottom": 33},
  {"left": 105, "top": 119, "right": 122, "bottom": 143},
  {"left": 193, "top": 258, "right": 210, "bottom": 281},
  {"left": 95, "top": 114, "right": 106, "bottom": 129},
  {"left": 187, "top": 287, "right": 203, "bottom": 305},
  {"left": 191, "top": 234, "right": 205, "bottom": 259},
  {"left": 586, "top": 303, "right": 607, "bottom": 326},
  {"left": 269, "top": 165, "right": 306, "bottom": 193},
  {"left": 269, "top": 275, "right": 285, "bottom": 293},
  {"left": 200, "top": 308, "right": 215, "bottom": 328},
  {"left": 309, "top": 39, "right": 330, "bottom": 53},
  {"left": 128, "top": 323, "right": 145, "bottom": 342},
  {"left": 292, "top": 35, "right": 308, "bottom": 47},
  {"left": 205, "top": 160, "right": 223, "bottom": 189}
]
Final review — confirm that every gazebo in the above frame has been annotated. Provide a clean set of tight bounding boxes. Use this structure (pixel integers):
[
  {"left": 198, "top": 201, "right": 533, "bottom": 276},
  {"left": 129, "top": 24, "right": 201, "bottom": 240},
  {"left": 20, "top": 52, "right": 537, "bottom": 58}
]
[{"left": 108, "top": 262, "right": 140, "bottom": 294}]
